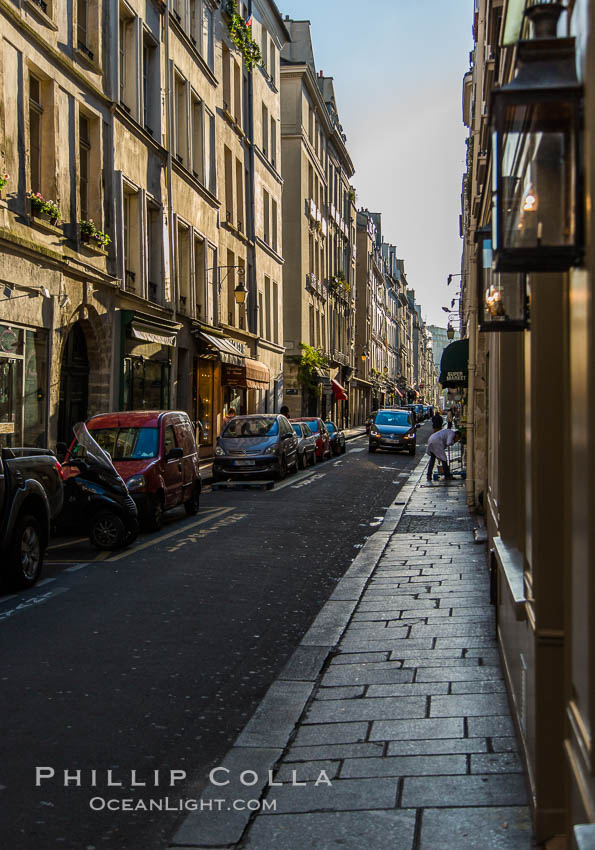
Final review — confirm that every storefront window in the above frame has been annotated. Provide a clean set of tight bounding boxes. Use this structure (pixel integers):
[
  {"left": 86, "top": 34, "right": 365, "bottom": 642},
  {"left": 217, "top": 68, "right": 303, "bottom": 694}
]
[
  {"left": 198, "top": 360, "right": 214, "bottom": 447},
  {"left": 0, "top": 325, "right": 48, "bottom": 448},
  {"left": 123, "top": 355, "right": 170, "bottom": 410}
]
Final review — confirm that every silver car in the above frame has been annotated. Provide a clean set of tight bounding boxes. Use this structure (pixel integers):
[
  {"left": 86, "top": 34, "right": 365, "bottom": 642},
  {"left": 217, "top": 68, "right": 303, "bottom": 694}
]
[{"left": 291, "top": 422, "right": 317, "bottom": 468}]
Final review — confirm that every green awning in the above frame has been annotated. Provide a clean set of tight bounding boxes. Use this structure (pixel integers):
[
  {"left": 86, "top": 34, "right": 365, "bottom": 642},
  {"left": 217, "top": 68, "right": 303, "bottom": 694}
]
[{"left": 439, "top": 338, "right": 469, "bottom": 388}]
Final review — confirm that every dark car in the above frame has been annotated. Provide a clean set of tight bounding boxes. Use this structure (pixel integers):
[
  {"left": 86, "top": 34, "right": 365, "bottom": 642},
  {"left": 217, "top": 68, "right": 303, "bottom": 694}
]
[
  {"left": 87, "top": 410, "right": 201, "bottom": 531},
  {"left": 291, "top": 417, "right": 331, "bottom": 461},
  {"left": 213, "top": 414, "right": 299, "bottom": 481},
  {"left": 291, "top": 422, "right": 317, "bottom": 468},
  {"left": 325, "top": 421, "right": 346, "bottom": 455},
  {"left": 369, "top": 409, "right": 417, "bottom": 455}
]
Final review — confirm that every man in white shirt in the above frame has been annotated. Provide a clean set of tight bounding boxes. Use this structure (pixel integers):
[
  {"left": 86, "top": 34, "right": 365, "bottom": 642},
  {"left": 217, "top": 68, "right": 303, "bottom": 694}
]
[{"left": 426, "top": 428, "right": 461, "bottom": 482}]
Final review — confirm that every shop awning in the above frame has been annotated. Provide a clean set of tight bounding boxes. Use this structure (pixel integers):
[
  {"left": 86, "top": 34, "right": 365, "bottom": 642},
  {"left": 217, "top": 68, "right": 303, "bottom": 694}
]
[
  {"left": 130, "top": 326, "right": 178, "bottom": 346},
  {"left": 439, "top": 338, "right": 469, "bottom": 387},
  {"left": 245, "top": 358, "right": 270, "bottom": 389},
  {"left": 200, "top": 332, "right": 245, "bottom": 366},
  {"left": 331, "top": 378, "right": 348, "bottom": 401}
]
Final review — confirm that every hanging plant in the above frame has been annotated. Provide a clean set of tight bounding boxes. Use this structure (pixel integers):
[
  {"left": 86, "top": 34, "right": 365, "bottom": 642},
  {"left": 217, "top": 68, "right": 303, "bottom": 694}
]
[
  {"left": 0, "top": 173, "right": 8, "bottom": 191},
  {"left": 348, "top": 186, "right": 356, "bottom": 204},
  {"left": 225, "top": 0, "right": 262, "bottom": 72},
  {"left": 298, "top": 343, "right": 329, "bottom": 392}
]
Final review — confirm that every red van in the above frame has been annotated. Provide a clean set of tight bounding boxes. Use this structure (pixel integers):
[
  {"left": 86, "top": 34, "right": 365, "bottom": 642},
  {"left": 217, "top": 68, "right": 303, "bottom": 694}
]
[{"left": 86, "top": 411, "right": 201, "bottom": 531}]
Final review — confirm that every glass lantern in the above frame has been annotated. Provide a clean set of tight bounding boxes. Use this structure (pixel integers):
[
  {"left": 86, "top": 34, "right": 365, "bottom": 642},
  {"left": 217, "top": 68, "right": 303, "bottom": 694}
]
[{"left": 476, "top": 228, "right": 529, "bottom": 331}]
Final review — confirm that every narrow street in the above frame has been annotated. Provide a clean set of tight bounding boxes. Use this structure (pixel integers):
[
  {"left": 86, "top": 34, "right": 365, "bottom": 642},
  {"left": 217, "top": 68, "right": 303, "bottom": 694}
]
[{"left": 0, "top": 425, "right": 431, "bottom": 850}]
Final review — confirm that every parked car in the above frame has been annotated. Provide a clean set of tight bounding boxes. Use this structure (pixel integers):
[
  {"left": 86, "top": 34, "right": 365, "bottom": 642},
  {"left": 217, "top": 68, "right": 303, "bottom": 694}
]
[
  {"left": 291, "top": 417, "right": 331, "bottom": 461},
  {"left": 85, "top": 410, "right": 201, "bottom": 531},
  {"left": 325, "top": 421, "right": 346, "bottom": 455},
  {"left": 369, "top": 408, "right": 417, "bottom": 455},
  {"left": 213, "top": 414, "right": 299, "bottom": 481},
  {"left": 57, "top": 423, "right": 139, "bottom": 549},
  {"left": 0, "top": 446, "right": 63, "bottom": 589},
  {"left": 291, "top": 422, "right": 317, "bottom": 468}
]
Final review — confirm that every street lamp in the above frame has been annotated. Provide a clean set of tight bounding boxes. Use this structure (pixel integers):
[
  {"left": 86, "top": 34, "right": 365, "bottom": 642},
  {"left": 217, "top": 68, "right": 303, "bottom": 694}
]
[
  {"left": 490, "top": 0, "right": 583, "bottom": 272},
  {"left": 476, "top": 227, "right": 529, "bottom": 331}
]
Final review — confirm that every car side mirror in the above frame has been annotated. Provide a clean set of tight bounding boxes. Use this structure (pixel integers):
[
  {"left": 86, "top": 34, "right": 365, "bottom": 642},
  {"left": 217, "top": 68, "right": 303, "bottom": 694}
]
[{"left": 167, "top": 447, "right": 183, "bottom": 460}]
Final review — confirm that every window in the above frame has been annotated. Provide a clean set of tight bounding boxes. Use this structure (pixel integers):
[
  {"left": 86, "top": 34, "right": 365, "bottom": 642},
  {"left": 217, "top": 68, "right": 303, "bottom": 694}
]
[
  {"left": 194, "top": 235, "right": 206, "bottom": 319},
  {"left": 29, "top": 75, "right": 42, "bottom": 195},
  {"left": 175, "top": 75, "right": 188, "bottom": 164},
  {"left": 261, "top": 25, "right": 268, "bottom": 72},
  {"left": 263, "top": 188, "right": 270, "bottom": 243},
  {"left": 79, "top": 114, "right": 90, "bottom": 220},
  {"left": 177, "top": 222, "right": 191, "bottom": 313},
  {"left": 233, "top": 59, "right": 241, "bottom": 126},
  {"left": 77, "top": 0, "right": 90, "bottom": 55},
  {"left": 189, "top": 0, "right": 200, "bottom": 46},
  {"left": 203, "top": 5, "right": 214, "bottom": 70},
  {"left": 259, "top": 290, "right": 264, "bottom": 337},
  {"left": 264, "top": 276, "right": 271, "bottom": 340},
  {"left": 308, "top": 105, "right": 313, "bottom": 144},
  {"left": 222, "top": 45, "right": 231, "bottom": 112},
  {"left": 262, "top": 103, "right": 268, "bottom": 155},
  {"left": 123, "top": 185, "right": 140, "bottom": 293},
  {"left": 235, "top": 158, "right": 243, "bottom": 231},
  {"left": 271, "top": 198, "right": 278, "bottom": 252},
  {"left": 146, "top": 201, "right": 162, "bottom": 302},
  {"left": 270, "top": 117, "right": 276, "bottom": 166},
  {"left": 269, "top": 40, "right": 276, "bottom": 86},
  {"left": 205, "top": 110, "right": 216, "bottom": 194},
  {"left": 227, "top": 248, "right": 236, "bottom": 326},
  {"left": 189, "top": 96, "right": 203, "bottom": 181},
  {"left": 273, "top": 281, "right": 278, "bottom": 344},
  {"left": 224, "top": 146, "right": 233, "bottom": 221}
]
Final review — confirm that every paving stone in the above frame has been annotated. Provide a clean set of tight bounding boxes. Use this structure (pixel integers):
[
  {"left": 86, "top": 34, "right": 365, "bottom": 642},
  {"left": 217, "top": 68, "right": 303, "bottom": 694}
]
[
  {"left": 401, "top": 773, "right": 528, "bottom": 807},
  {"left": 235, "top": 681, "right": 313, "bottom": 748},
  {"left": 275, "top": 760, "right": 340, "bottom": 783},
  {"left": 366, "top": 683, "right": 449, "bottom": 697},
  {"left": 491, "top": 737, "right": 520, "bottom": 753},
  {"left": 417, "top": 666, "right": 503, "bottom": 683},
  {"left": 292, "top": 722, "right": 369, "bottom": 747},
  {"left": 387, "top": 738, "right": 488, "bottom": 756},
  {"left": 409, "top": 623, "right": 492, "bottom": 638},
  {"left": 315, "top": 686, "right": 366, "bottom": 700},
  {"left": 435, "top": 636, "right": 498, "bottom": 648},
  {"left": 333, "top": 651, "right": 391, "bottom": 663},
  {"left": 306, "top": 696, "right": 426, "bottom": 724},
  {"left": 468, "top": 716, "right": 515, "bottom": 737},
  {"left": 242, "top": 810, "right": 417, "bottom": 850},
  {"left": 340, "top": 753, "right": 467, "bottom": 778},
  {"left": 400, "top": 658, "right": 482, "bottom": 669},
  {"left": 323, "top": 664, "right": 414, "bottom": 688},
  {"left": 286, "top": 742, "right": 385, "bottom": 762},
  {"left": 370, "top": 717, "right": 464, "bottom": 741},
  {"left": 418, "top": 806, "right": 533, "bottom": 849},
  {"left": 280, "top": 646, "right": 330, "bottom": 681},
  {"left": 450, "top": 680, "right": 508, "bottom": 694},
  {"left": 430, "top": 693, "right": 511, "bottom": 717},
  {"left": 264, "top": 777, "right": 399, "bottom": 814},
  {"left": 387, "top": 648, "right": 463, "bottom": 661},
  {"left": 471, "top": 753, "right": 523, "bottom": 773},
  {"left": 338, "top": 640, "right": 427, "bottom": 654},
  {"left": 301, "top": 601, "right": 358, "bottom": 646}
]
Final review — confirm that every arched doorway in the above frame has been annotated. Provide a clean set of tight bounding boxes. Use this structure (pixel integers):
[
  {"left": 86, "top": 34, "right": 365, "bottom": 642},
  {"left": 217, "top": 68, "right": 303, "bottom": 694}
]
[{"left": 57, "top": 322, "right": 89, "bottom": 447}]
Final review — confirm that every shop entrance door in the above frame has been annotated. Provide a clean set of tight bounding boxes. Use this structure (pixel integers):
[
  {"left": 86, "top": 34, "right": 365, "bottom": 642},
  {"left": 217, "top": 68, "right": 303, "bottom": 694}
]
[{"left": 57, "top": 322, "right": 89, "bottom": 448}]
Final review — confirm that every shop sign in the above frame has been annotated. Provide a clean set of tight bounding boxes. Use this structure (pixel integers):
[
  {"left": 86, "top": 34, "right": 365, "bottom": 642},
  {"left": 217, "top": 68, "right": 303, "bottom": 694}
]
[
  {"left": 222, "top": 364, "right": 245, "bottom": 387},
  {"left": 0, "top": 326, "right": 19, "bottom": 354},
  {"left": 285, "top": 388, "right": 299, "bottom": 395}
]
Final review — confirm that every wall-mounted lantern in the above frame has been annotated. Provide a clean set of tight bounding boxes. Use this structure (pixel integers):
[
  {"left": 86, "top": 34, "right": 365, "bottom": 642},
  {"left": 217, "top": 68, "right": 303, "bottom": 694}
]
[
  {"left": 476, "top": 227, "right": 529, "bottom": 331},
  {"left": 491, "top": 0, "right": 583, "bottom": 272}
]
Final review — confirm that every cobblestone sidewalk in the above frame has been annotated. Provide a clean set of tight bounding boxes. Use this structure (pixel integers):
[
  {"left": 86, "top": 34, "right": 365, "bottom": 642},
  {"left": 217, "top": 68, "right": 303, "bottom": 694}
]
[{"left": 172, "top": 468, "right": 532, "bottom": 850}]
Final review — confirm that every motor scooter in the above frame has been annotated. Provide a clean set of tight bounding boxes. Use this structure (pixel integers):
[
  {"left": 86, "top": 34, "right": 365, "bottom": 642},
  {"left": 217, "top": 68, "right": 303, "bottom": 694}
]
[{"left": 55, "top": 423, "right": 139, "bottom": 550}]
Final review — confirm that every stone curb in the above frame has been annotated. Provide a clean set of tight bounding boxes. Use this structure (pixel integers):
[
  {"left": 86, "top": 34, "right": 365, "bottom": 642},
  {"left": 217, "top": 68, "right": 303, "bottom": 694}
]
[{"left": 170, "top": 452, "right": 429, "bottom": 848}]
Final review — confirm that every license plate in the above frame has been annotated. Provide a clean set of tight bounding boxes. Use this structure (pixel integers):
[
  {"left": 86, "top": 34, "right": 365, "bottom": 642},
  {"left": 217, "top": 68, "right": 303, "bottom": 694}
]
[{"left": 233, "top": 459, "right": 256, "bottom": 466}]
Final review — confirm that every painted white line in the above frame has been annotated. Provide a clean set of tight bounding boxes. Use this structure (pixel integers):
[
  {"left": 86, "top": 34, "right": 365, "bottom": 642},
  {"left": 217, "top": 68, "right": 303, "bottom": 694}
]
[
  {"left": 272, "top": 468, "right": 318, "bottom": 492},
  {"left": 47, "top": 537, "right": 88, "bottom": 551},
  {"left": 291, "top": 473, "right": 326, "bottom": 489},
  {"left": 106, "top": 506, "right": 234, "bottom": 562},
  {"left": 64, "top": 563, "right": 90, "bottom": 573},
  {"left": 349, "top": 447, "right": 366, "bottom": 453},
  {"left": 36, "top": 577, "right": 56, "bottom": 587},
  {"left": 0, "top": 587, "right": 70, "bottom": 624}
]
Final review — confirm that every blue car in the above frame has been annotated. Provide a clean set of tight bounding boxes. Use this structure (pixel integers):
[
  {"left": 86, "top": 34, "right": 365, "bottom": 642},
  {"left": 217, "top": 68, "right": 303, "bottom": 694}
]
[{"left": 368, "top": 409, "right": 417, "bottom": 455}]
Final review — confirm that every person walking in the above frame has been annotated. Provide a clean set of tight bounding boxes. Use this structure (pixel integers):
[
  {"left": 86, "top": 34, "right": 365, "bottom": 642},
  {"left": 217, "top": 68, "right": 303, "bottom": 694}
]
[
  {"left": 431, "top": 409, "right": 444, "bottom": 431},
  {"left": 426, "top": 428, "right": 461, "bottom": 482},
  {"left": 280, "top": 405, "right": 290, "bottom": 418}
]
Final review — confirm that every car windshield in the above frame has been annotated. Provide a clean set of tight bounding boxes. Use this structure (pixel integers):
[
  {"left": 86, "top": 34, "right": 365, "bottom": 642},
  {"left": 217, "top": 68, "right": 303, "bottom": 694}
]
[
  {"left": 375, "top": 411, "right": 411, "bottom": 427},
  {"left": 325, "top": 422, "right": 336, "bottom": 434},
  {"left": 90, "top": 427, "right": 159, "bottom": 460},
  {"left": 223, "top": 417, "right": 279, "bottom": 438},
  {"left": 292, "top": 424, "right": 303, "bottom": 436},
  {"left": 302, "top": 420, "right": 319, "bottom": 433}
]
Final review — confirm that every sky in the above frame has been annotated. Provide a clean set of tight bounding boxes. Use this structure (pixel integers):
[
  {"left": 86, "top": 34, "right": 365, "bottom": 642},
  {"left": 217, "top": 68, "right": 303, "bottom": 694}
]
[{"left": 277, "top": 0, "right": 475, "bottom": 327}]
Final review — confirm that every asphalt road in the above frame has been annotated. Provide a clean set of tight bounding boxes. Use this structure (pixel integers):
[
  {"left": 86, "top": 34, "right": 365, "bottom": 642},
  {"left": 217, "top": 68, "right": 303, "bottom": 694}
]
[{"left": 0, "top": 423, "right": 432, "bottom": 850}]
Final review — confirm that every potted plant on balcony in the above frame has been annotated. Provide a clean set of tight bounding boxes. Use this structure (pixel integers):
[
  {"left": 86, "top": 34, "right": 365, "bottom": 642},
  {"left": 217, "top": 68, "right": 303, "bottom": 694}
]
[
  {"left": 28, "top": 192, "right": 61, "bottom": 225},
  {"left": 79, "top": 219, "right": 111, "bottom": 250},
  {"left": 0, "top": 173, "right": 8, "bottom": 194},
  {"left": 224, "top": 0, "right": 262, "bottom": 72}
]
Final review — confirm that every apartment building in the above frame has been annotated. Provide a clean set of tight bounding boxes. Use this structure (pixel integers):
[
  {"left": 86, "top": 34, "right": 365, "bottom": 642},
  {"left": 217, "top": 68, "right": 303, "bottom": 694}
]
[{"left": 279, "top": 19, "right": 355, "bottom": 421}]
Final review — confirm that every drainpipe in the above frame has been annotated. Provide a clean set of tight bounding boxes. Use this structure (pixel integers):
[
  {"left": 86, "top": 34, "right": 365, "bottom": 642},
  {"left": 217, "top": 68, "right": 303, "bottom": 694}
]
[
  {"left": 247, "top": 0, "right": 257, "bottom": 338},
  {"left": 465, "top": 253, "right": 477, "bottom": 509},
  {"left": 165, "top": 0, "right": 178, "bottom": 407}
]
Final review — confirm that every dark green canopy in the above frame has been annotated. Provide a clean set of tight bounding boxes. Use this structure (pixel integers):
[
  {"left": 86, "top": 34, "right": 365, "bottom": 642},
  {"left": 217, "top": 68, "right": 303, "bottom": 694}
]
[{"left": 439, "top": 338, "right": 469, "bottom": 388}]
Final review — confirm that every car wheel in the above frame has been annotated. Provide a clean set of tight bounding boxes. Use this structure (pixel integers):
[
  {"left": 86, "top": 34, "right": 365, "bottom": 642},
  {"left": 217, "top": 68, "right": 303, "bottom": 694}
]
[
  {"left": 299, "top": 451, "right": 307, "bottom": 470},
  {"left": 309, "top": 450, "right": 316, "bottom": 466},
  {"left": 276, "top": 456, "right": 288, "bottom": 480},
  {"left": 124, "top": 518, "right": 140, "bottom": 547},
  {"left": 409, "top": 445, "right": 416, "bottom": 456},
  {"left": 184, "top": 485, "right": 201, "bottom": 516},
  {"left": 90, "top": 511, "right": 126, "bottom": 550},
  {"left": 145, "top": 493, "right": 164, "bottom": 531},
  {"left": 341, "top": 442, "right": 346, "bottom": 454},
  {"left": 7, "top": 513, "right": 44, "bottom": 590},
  {"left": 368, "top": 444, "right": 377, "bottom": 453}
]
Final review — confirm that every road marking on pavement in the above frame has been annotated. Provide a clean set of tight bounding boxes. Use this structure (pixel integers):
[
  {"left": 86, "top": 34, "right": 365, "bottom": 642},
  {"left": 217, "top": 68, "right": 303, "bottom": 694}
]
[
  {"left": 290, "top": 473, "right": 326, "bottom": 489},
  {"left": 47, "top": 537, "right": 88, "bottom": 551},
  {"left": 272, "top": 468, "right": 318, "bottom": 492},
  {"left": 64, "top": 563, "right": 90, "bottom": 572},
  {"left": 36, "top": 577, "right": 56, "bottom": 587},
  {"left": 106, "top": 506, "right": 233, "bottom": 562},
  {"left": 349, "top": 447, "right": 366, "bottom": 453},
  {"left": 0, "top": 587, "right": 70, "bottom": 623}
]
